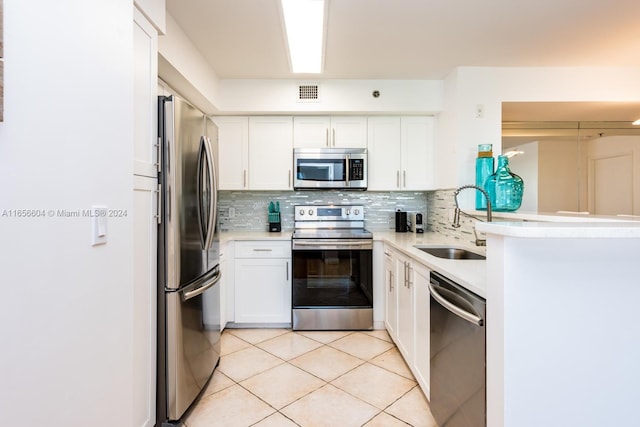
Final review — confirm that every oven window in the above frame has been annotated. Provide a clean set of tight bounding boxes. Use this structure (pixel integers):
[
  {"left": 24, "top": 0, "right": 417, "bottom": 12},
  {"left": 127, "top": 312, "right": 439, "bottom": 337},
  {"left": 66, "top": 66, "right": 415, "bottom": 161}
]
[
  {"left": 296, "top": 158, "right": 345, "bottom": 181},
  {"left": 292, "top": 249, "right": 373, "bottom": 308}
]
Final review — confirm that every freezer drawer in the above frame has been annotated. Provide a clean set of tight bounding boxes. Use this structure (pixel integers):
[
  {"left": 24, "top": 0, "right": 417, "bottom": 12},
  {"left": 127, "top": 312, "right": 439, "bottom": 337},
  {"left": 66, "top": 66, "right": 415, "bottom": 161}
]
[{"left": 165, "top": 269, "right": 221, "bottom": 421}]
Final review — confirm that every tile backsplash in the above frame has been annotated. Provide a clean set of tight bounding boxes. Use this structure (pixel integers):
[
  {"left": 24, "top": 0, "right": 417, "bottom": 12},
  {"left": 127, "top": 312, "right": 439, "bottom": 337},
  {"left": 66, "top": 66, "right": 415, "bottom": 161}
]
[
  {"left": 218, "top": 190, "right": 428, "bottom": 232},
  {"left": 218, "top": 188, "right": 514, "bottom": 245}
]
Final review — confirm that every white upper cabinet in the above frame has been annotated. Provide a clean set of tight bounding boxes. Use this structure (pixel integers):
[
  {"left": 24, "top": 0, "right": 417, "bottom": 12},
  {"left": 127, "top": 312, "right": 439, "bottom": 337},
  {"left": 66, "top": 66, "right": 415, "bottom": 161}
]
[
  {"left": 211, "top": 116, "right": 249, "bottom": 190},
  {"left": 293, "top": 116, "right": 367, "bottom": 148},
  {"left": 367, "top": 116, "right": 436, "bottom": 191},
  {"left": 401, "top": 116, "right": 436, "bottom": 190},
  {"left": 133, "top": 9, "right": 158, "bottom": 178},
  {"left": 368, "top": 117, "right": 402, "bottom": 190},
  {"left": 248, "top": 116, "right": 293, "bottom": 190},
  {"left": 213, "top": 116, "right": 293, "bottom": 190}
]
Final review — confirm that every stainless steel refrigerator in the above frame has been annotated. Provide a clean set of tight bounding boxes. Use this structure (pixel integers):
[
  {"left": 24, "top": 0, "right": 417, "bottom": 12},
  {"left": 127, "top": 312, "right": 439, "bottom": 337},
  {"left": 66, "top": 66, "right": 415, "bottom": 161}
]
[{"left": 156, "top": 95, "right": 221, "bottom": 427}]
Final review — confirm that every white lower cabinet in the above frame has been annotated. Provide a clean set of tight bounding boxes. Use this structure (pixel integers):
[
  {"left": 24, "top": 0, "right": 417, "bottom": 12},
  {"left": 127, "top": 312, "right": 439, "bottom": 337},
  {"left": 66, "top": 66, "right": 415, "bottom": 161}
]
[
  {"left": 383, "top": 248, "right": 397, "bottom": 337},
  {"left": 233, "top": 241, "right": 292, "bottom": 324},
  {"left": 413, "top": 262, "right": 431, "bottom": 398},
  {"left": 395, "top": 251, "right": 414, "bottom": 363},
  {"left": 384, "top": 243, "right": 431, "bottom": 399}
]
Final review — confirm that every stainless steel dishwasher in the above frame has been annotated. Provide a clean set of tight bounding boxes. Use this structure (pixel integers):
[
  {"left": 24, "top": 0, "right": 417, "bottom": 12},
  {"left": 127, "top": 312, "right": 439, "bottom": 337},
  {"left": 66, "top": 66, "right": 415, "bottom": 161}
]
[{"left": 429, "top": 271, "right": 486, "bottom": 427}]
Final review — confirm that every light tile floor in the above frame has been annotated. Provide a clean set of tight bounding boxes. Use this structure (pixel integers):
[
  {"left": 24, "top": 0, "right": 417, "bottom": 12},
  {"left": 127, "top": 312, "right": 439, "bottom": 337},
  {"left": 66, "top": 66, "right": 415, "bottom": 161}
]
[{"left": 183, "top": 329, "right": 438, "bottom": 427}]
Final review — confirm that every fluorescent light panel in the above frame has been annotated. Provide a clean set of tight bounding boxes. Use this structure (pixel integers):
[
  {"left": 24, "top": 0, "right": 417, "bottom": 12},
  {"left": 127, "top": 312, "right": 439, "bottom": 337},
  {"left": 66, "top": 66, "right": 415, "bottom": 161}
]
[{"left": 281, "top": 0, "right": 326, "bottom": 73}]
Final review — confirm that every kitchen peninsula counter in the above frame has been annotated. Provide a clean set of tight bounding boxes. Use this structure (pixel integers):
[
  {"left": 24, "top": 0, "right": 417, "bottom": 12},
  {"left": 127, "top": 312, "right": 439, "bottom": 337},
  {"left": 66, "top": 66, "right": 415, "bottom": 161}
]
[{"left": 476, "top": 220, "right": 640, "bottom": 427}]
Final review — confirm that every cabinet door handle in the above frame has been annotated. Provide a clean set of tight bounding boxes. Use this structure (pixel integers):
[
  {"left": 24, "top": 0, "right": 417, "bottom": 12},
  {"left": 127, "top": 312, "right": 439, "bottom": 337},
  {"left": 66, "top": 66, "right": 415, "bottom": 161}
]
[
  {"left": 326, "top": 128, "right": 329, "bottom": 147},
  {"left": 243, "top": 169, "right": 247, "bottom": 188},
  {"left": 396, "top": 171, "right": 400, "bottom": 188},
  {"left": 286, "top": 261, "right": 289, "bottom": 281},
  {"left": 389, "top": 271, "right": 394, "bottom": 292},
  {"left": 332, "top": 128, "right": 336, "bottom": 146},
  {"left": 288, "top": 169, "right": 292, "bottom": 187},
  {"left": 253, "top": 248, "right": 273, "bottom": 252},
  {"left": 403, "top": 170, "right": 407, "bottom": 188}
]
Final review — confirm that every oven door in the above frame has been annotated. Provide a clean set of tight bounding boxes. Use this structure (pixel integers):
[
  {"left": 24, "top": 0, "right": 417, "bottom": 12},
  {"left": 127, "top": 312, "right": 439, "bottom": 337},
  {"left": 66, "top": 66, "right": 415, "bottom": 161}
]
[{"left": 292, "top": 239, "right": 373, "bottom": 308}]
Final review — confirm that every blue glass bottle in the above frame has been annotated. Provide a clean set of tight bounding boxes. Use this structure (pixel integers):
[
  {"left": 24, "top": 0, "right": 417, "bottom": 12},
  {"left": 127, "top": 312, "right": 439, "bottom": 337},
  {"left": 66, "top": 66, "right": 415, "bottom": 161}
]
[
  {"left": 485, "top": 155, "right": 524, "bottom": 211},
  {"left": 475, "top": 144, "right": 494, "bottom": 210}
]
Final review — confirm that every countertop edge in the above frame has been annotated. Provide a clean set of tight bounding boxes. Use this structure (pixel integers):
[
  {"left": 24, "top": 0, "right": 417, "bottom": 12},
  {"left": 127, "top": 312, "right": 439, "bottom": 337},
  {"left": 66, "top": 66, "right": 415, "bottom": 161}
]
[{"left": 476, "top": 221, "right": 640, "bottom": 238}]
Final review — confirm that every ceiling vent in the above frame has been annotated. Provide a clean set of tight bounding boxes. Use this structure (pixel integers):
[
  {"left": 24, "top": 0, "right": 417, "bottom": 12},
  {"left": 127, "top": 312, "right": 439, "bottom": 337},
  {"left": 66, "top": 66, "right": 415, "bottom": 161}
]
[{"left": 297, "top": 83, "right": 320, "bottom": 103}]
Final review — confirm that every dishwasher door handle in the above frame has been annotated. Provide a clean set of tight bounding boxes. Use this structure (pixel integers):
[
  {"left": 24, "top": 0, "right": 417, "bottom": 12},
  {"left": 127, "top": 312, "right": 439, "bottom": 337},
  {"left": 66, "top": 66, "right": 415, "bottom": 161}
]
[{"left": 428, "top": 282, "right": 483, "bottom": 326}]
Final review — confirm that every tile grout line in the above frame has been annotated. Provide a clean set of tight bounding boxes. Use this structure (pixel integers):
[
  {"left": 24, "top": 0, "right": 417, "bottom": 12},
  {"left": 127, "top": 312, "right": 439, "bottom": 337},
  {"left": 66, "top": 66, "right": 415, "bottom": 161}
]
[{"left": 204, "top": 329, "right": 424, "bottom": 427}]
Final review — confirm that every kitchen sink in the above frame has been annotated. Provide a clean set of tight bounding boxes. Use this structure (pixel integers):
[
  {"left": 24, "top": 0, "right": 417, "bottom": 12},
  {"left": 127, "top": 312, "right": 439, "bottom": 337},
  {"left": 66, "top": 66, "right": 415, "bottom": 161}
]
[{"left": 414, "top": 246, "right": 486, "bottom": 260}]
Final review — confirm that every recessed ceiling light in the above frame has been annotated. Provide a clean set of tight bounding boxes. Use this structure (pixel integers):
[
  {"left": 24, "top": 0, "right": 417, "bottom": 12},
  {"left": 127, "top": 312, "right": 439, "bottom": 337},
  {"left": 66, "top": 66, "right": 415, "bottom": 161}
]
[
  {"left": 633, "top": 119, "right": 640, "bottom": 125},
  {"left": 280, "top": 0, "right": 326, "bottom": 74}
]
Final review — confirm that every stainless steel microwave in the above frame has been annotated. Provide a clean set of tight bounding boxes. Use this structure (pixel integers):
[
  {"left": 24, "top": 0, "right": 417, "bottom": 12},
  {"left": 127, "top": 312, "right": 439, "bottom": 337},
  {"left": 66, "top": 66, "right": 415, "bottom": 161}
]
[{"left": 293, "top": 148, "right": 368, "bottom": 190}]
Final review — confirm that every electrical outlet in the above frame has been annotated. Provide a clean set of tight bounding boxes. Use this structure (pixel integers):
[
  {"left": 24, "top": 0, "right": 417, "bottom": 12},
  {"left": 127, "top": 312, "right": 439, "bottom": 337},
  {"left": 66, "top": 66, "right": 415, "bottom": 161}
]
[{"left": 475, "top": 104, "right": 485, "bottom": 118}]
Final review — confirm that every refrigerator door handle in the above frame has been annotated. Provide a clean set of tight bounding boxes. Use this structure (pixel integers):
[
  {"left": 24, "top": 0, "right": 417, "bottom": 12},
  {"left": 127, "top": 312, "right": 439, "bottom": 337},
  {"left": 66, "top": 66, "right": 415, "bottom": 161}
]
[
  {"left": 196, "top": 136, "right": 217, "bottom": 250},
  {"left": 182, "top": 269, "right": 222, "bottom": 301},
  {"left": 204, "top": 135, "right": 218, "bottom": 249}
]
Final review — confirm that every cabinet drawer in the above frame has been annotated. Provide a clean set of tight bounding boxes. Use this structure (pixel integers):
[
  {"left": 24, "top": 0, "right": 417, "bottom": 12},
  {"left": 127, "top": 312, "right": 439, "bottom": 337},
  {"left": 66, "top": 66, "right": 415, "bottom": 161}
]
[{"left": 235, "top": 241, "right": 291, "bottom": 258}]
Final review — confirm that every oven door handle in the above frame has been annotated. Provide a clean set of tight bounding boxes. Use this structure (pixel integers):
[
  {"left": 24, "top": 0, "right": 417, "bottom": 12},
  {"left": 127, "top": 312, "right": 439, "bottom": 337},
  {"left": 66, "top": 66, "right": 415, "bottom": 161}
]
[{"left": 292, "top": 240, "right": 373, "bottom": 250}]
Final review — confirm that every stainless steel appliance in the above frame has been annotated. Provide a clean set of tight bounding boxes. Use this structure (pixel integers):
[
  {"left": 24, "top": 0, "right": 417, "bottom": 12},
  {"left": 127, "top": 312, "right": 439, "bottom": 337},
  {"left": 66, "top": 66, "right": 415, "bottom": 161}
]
[
  {"left": 429, "top": 271, "right": 486, "bottom": 427},
  {"left": 293, "top": 148, "right": 367, "bottom": 190},
  {"left": 395, "top": 210, "right": 408, "bottom": 232},
  {"left": 292, "top": 205, "right": 373, "bottom": 330},
  {"left": 156, "top": 95, "right": 221, "bottom": 427},
  {"left": 409, "top": 212, "right": 424, "bottom": 233}
]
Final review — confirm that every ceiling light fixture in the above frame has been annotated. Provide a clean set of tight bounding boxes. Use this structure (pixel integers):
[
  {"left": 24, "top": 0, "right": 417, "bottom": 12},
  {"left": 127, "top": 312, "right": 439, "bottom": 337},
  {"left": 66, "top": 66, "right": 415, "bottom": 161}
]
[
  {"left": 280, "top": 0, "right": 326, "bottom": 74},
  {"left": 633, "top": 119, "right": 640, "bottom": 125}
]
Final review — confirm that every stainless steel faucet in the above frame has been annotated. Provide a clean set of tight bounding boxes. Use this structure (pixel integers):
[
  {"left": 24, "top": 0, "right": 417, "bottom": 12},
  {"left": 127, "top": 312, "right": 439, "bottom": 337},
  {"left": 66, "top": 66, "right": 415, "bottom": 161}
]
[{"left": 452, "top": 185, "right": 492, "bottom": 246}]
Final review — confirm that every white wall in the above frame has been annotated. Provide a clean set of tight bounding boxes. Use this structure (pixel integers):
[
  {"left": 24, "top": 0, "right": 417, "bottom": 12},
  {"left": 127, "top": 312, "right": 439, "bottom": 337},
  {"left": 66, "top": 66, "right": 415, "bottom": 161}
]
[
  {"left": 443, "top": 66, "right": 640, "bottom": 209},
  {"left": 158, "top": 13, "right": 221, "bottom": 114},
  {"left": 0, "top": 1, "right": 134, "bottom": 426},
  {"left": 215, "top": 79, "right": 443, "bottom": 114}
]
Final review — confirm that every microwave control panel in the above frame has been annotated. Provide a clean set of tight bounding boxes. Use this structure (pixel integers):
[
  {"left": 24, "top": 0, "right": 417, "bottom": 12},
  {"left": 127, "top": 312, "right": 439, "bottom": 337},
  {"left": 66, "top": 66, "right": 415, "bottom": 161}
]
[{"left": 349, "top": 159, "right": 364, "bottom": 180}]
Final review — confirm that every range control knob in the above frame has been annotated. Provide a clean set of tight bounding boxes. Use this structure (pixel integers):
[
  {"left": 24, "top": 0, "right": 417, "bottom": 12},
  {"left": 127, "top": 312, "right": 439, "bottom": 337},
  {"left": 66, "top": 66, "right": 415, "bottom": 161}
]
[
  {"left": 354, "top": 208, "right": 360, "bottom": 215},
  {"left": 299, "top": 209, "right": 305, "bottom": 216},
  {"left": 308, "top": 209, "right": 314, "bottom": 216}
]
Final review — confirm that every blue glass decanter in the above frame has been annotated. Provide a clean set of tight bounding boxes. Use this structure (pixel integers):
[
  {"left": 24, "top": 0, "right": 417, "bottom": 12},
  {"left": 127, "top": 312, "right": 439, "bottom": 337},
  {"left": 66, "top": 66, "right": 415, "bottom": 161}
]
[{"left": 485, "top": 155, "right": 524, "bottom": 211}]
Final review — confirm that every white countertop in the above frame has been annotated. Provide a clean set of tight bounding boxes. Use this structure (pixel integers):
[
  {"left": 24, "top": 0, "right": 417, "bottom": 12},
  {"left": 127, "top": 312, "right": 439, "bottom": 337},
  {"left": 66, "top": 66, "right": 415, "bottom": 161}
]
[
  {"left": 373, "top": 231, "right": 487, "bottom": 298},
  {"left": 477, "top": 220, "right": 640, "bottom": 238}
]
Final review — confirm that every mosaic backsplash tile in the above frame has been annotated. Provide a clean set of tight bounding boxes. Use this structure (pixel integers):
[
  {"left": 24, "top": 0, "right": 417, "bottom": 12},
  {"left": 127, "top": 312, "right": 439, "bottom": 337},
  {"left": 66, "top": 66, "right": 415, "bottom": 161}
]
[
  {"left": 217, "top": 188, "right": 518, "bottom": 245},
  {"left": 427, "top": 189, "right": 523, "bottom": 245},
  {"left": 217, "top": 190, "right": 428, "bottom": 232}
]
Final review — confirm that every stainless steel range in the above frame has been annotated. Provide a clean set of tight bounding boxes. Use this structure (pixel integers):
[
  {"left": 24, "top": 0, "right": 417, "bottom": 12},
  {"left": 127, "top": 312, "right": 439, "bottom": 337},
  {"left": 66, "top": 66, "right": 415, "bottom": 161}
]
[{"left": 291, "top": 205, "right": 373, "bottom": 330}]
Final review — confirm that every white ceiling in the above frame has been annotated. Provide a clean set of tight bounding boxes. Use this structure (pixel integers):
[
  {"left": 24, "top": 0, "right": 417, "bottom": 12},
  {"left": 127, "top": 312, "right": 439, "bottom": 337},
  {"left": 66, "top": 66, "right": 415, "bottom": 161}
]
[{"left": 166, "top": 0, "right": 640, "bottom": 80}]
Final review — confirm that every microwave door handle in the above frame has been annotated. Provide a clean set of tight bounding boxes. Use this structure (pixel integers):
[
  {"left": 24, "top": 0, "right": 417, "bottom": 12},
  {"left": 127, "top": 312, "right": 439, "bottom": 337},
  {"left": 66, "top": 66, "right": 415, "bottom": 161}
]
[{"left": 345, "top": 154, "right": 350, "bottom": 186}]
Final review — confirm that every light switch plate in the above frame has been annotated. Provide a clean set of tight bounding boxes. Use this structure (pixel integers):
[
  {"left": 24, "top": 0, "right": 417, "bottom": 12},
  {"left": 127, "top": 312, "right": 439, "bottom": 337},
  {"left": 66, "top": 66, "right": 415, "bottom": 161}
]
[{"left": 91, "top": 205, "right": 108, "bottom": 246}]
